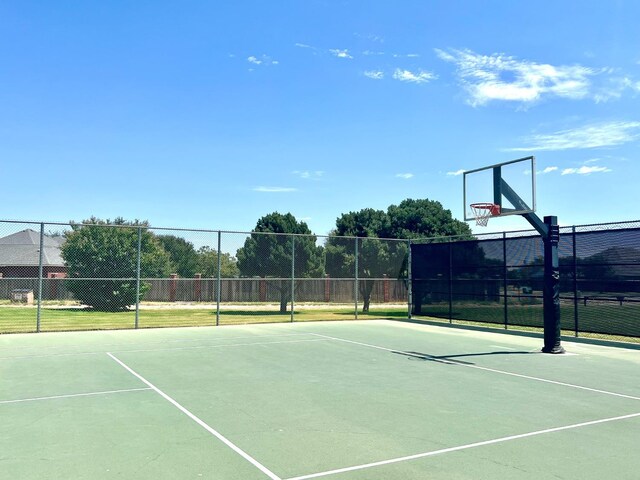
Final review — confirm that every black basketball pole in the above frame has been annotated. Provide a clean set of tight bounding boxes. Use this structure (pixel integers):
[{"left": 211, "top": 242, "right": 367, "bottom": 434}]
[
  {"left": 542, "top": 216, "right": 565, "bottom": 353},
  {"left": 501, "top": 182, "right": 565, "bottom": 354}
]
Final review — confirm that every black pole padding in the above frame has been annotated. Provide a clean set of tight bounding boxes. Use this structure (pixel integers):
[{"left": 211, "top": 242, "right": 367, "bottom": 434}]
[{"left": 542, "top": 216, "right": 565, "bottom": 354}]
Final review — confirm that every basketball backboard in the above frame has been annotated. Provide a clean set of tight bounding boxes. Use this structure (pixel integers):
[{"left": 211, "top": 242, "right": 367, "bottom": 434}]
[{"left": 463, "top": 156, "right": 536, "bottom": 222}]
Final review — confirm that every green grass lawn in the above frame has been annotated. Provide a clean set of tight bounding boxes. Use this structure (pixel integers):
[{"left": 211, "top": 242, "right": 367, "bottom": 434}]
[
  {"left": 2, "top": 301, "right": 638, "bottom": 345},
  {"left": 415, "top": 300, "right": 640, "bottom": 343},
  {"left": 0, "top": 305, "right": 409, "bottom": 334}
]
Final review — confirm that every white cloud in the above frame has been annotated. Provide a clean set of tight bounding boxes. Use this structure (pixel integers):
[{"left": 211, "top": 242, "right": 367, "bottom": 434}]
[
  {"left": 247, "top": 54, "right": 278, "bottom": 66},
  {"left": 392, "top": 68, "right": 436, "bottom": 84},
  {"left": 392, "top": 53, "right": 420, "bottom": 58},
  {"left": 253, "top": 186, "right": 298, "bottom": 192},
  {"left": 329, "top": 49, "right": 353, "bottom": 59},
  {"left": 436, "top": 48, "right": 598, "bottom": 106},
  {"left": 561, "top": 165, "right": 612, "bottom": 175},
  {"left": 447, "top": 169, "right": 465, "bottom": 176},
  {"left": 292, "top": 170, "right": 324, "bottom": 179},
  {"left": 395, "top": 173, "right": 414, "bottom": 179},
  {"left": 362, "top": 50, "right": 385, "bottom": 56},
  {"left": 594, "top": 76, "right": 640, "bottom": 102},
  {"left": 541, "top": 166, "right": 558, "bottom": 174},
  {"left": 507, "top": 121, "right": 640, "bottom": 151},
  {"left": 364, "top": 70, "right": 384, "bottom": 80}
]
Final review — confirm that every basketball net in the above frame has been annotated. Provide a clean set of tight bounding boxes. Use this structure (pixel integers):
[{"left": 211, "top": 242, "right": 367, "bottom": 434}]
[{"left": 470, "top": 203, "right": 501, "bottom": 227}]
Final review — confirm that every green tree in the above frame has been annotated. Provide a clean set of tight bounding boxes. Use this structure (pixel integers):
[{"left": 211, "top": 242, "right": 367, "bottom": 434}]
[
  {"left": 387, "top": 198, "right": 472, "bottom": 239},
  {"left": 386, "top": 199, "right": 477, "bottom": 312},
  {"left": 325, "top": 209, "right": 405, "bottom": 312},
  {"left": 326, "top": 199, "right": 473, "bottom": 312},
  {"left": 61, "top": 217, "right": 171, "bottom": 311},
  {"left": 156, "top": 235, "right": 199, "bottom": 277},
  {"left": 236, "top": 212, "right": 324, "bottom": 312},
  {"left": 196, "top": 246, "right": 240, "bottom": 278}
]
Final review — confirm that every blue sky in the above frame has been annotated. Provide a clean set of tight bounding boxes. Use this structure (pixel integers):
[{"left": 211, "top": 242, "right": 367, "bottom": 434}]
[{"left": 2, "top": 1, "right": 639, "bottom": 236}]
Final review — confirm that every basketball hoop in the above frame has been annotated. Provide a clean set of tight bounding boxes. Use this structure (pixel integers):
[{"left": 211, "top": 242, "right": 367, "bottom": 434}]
[{"left": 470, "top": 203, "right": 501, "bottom": 226}]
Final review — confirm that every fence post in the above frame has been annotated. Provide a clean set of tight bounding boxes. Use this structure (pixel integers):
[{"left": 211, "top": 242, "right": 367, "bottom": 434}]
[
  {"left": 407, "top": 239, "right": 412, "bottom": 320},
  {"left": 291, "top": 235, "right": 295, "bottom": 322},
  {"left": 354, "top": 237, "right": 359, "bottom": 319},
  {"left": 36, "top": 223, "right": 44, "bottom": 332},
  {"left": 169, "top": 273, "right": 178, "bottom": 302},
  {"left": 194, "top": 273, "right": 202, "bottom": 302},
  {"left": 50, "top": 273, "right": 58, "bottom": 299},
  {"left": 503, "top": 232, "right": 508, "bottom": 330},
  {"left": 135, "top": 227, "right": 142, "bottom": 329},
  {"left": 259, "top": 278, "right": 267, "bottom": 302},
  {"left": 383, "top": 274, "right": 390, "bottom": 303},
  {"left": 448, "top": 240, "right": 453, "bottom": 324},
  {"left": 572, "top": 226, "right": 578, "bottom": 337},
  {"left": 216, "top": 231, "right": 221, "bottom": 326},
  {"left": 324, "top": 274, "right": 330, "bottom": 303}
]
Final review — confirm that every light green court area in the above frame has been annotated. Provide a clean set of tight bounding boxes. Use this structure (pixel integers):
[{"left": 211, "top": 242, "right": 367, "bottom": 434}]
[{"left": 1, "top": 320, "right": 639, "bottom": 479}]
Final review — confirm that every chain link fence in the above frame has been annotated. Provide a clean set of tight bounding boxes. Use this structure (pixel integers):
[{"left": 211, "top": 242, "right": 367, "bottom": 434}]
[
  {"left": 2, "top": 218, "right": 639, "bottom": 343},
  {"left": 411, "top": 220, "right": 640, "bottom": 343},
  {"left": 0, "top": 220, "right": 409, "bottom": 333}
]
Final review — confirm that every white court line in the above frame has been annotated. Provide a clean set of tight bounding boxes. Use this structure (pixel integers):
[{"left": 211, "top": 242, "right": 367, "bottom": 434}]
[
  {"left": 310, "top": 333, "right": 640, "bottom": 402},
  {"left": 0, "top": 387, "right": 151, "bottom": 405},
  {"left": 489, "top": 345, "right": 518, "bottom": 350},
  {"left": 285, "top": 411, "right": 640, "bottom": 480},
  {"left": 2, "top": 335, "right": 325, "bottom": 360},
  {"left": 107, "top": 352, "right": 282, "bottom": 480}
]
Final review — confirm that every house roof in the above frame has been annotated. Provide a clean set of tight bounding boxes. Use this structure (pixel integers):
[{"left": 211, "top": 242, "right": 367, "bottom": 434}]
[{"left": 0, "top": 229, "right": 65, "bottom": 267}]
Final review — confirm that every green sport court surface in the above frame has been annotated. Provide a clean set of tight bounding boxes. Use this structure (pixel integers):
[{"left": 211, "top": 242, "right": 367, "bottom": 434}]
[{"left": 2, "top": 320, "right": 639, "bottom": 480}]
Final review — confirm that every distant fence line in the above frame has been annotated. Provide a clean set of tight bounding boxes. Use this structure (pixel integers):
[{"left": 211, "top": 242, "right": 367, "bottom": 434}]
[
  {"left": 0, "top": 276, "right": 407, "bottom": 304},
  {"left": 2, "top": 218, "right": 640, "bottom": 344}
]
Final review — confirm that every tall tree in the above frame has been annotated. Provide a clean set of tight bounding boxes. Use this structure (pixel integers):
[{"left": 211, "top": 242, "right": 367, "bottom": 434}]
[
  {"left": 327, "top": 199, "right": 473, "bottom": 312},
  {"left": 156, "top": 234, "right": 199, "bottom": 277},
  {"left": 236, "top": 212, "right": 324, "bottom": 312},
  {"left": 387, "top": 198, "right": 472, "bottom": 239},
  {"left": 61, "top": 217, "right": 171, "bottom": 311},
  {"left": 325, "top": 209, "right": 404, "bottom": 312},
  {"left": 196, "top": 246, "right": 240, "bottom": 278}
]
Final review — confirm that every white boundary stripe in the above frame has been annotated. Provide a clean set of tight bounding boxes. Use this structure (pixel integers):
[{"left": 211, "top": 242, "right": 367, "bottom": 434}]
[
  {"left": 489, "top": 345, "right": 519, "bottom": 351},
  {"left": 285, "top": 411, "right": 640, "bottom": 480},
  {"left": 2, "top": 335, "right": 325, "bottom": 360},
  {"left": 310, "top": 333, "right": 640, "bottom": 402},
  {"left": 107, "top": 352, "right": 282, "bottom": 480},
  {"left": 0, "top": 387, "right": 151, "bottom": 405}
]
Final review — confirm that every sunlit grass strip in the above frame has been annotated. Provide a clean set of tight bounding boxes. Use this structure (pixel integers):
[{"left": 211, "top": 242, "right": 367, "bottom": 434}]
[{"left": 0, "top": 306, "right": 408, "bottom": 333}]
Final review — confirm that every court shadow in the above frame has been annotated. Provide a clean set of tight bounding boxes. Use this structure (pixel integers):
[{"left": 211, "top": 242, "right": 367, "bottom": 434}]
[{"left": 391, "top": 350, "right": 533, "bottom": 366}]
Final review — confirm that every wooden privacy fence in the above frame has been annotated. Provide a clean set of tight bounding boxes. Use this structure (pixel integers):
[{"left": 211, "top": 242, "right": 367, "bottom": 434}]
[
  {"left": 145, "top": 276, "right": 408, "bottom": 303},
  {"left": 0, "top": 276, "right": 408, "bottom": 304}
]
